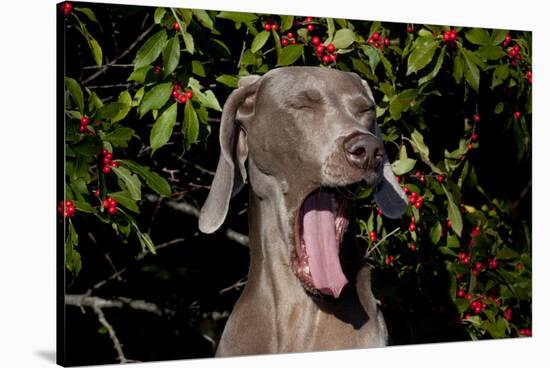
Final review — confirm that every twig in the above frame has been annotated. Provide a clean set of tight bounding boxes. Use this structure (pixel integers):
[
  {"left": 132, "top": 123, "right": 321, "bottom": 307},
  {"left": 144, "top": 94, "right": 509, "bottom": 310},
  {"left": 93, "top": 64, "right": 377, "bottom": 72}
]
[
  {"left": 66, "top": 294, "right": 164, "bottom": 316},
  {"left": 82, "top": 23, "right": 156, "bottom": 85},
  {"left": 236, "top": 29, "right": 249, "bottom": 69},
  {"left": 86, "top": 83, "right": 137, "bottom": 89},
  {"left": 365, "top": 227, "right": 401, "bottom": 258},
  {"left": 92, "top": 305, "right": 130, "bottom": 363},
  {"left": 179, "top": 157, "right": 215, "bottom": 176},
  {"left": 145, "top": 194, "right": 250, "bottom": 247},
  {"left": 510, "top": 180, "right": 531, "bottom": 213},
  {"left": 82, "top": 64, "right": 134, "bottom": 70},
  {"left": 219, "top": 276, "right": 248, "bottom": 294}
]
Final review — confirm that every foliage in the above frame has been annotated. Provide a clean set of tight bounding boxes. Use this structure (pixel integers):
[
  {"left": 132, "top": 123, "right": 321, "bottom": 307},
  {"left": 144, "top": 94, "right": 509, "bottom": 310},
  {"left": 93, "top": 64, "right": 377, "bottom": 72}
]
[{"left": 61, "top": 2, "right": 532, "bottom": 353}]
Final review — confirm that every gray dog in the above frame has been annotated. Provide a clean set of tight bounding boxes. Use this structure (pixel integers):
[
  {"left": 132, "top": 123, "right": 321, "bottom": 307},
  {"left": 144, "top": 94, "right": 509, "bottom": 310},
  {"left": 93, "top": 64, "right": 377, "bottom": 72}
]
[{"left": 199, "top": 67, "right": 407, "bottom": 356}]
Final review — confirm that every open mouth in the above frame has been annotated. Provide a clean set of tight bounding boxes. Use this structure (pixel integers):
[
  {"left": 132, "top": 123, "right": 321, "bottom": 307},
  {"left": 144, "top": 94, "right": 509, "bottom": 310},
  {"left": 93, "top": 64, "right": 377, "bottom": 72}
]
[{"left": 291, "top": 186, "right": 357, "bottom": 299}]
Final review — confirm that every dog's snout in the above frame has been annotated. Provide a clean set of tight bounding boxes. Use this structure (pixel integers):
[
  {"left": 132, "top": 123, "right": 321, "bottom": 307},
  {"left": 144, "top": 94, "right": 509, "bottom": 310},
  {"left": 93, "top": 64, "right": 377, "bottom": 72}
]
[{"left": 343, "top": 133, "right": 384, "bottom": 170}]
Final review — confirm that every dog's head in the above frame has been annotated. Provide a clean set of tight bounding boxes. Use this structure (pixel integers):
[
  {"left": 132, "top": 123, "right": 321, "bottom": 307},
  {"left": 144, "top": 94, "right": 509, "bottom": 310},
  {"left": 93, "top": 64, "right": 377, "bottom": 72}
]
[{"left": 199, "top": 67, "right": 407, "bottom": 298}]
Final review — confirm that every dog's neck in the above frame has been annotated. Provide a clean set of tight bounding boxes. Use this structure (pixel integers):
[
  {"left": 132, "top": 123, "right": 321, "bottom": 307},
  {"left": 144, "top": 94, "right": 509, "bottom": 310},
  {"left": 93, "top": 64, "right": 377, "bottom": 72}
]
[{"left": 245, "top": 159, "right": 304, "bottom": 297}]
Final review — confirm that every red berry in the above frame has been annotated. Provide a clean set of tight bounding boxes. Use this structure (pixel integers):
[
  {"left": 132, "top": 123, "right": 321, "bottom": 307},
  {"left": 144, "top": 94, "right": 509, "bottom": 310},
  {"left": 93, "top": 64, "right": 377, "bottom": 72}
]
[
  {"left": 409, "top": 243, "right": 417, "bottom": 252},
  {"left": 329, "top": 53, "right": 337, "bottom": 62},
  {"left": 488, "top": 258, "right": 498, "bottom": 269},
  {"left": 104, "top": 152, "right": 113, "bottom": 161},
  {"left": 409, "top": 196, "right": 417, "bottom": 205},
  {"left": 372, "top": 32, "right": 379, "bottom": 41},
  {"left": 102, "top": 165, "right": 112, "bottom": 174},
  {"left": 475, "top": 262, "right": 484, "bottom": 271},
  {"left": 504, "top": 307, "right": 512, "bottom": 321},
  {"left": 465, "top": 293, "right": 472, "bottom": 301},
  {"left": 61, "top": 2, "right": 73, "bottom": 17},
  {"left": 173, "top": 21, "right": 180, "bottom": 31},
  {"left": 473, "top": 114, "right": 481, "bottom": 123},
  {"left": 471, "top": 225, "right": 481, "bottom": 237},
  {"left": 457, "top": 290, "right": 465, "bottom": 298},
  {"left": 407, "top": 25, "right": 414, "bottom": 33},
  {"left": 467, "top": 143, "right": 474, "bottom": 150},
  {"left": 437, "top": 175, "right": 444, "bottom": 183},
  {"left": 322, "top": 55, "right": 330, "bottom": 64},
  {"left": 111, "top": 161, "right": 120, "bottom": 168},
  {"left": 79, "top": 125, "right": 87, "bottom": 133},
  {"left": 103, "top": 157, "right": 112, "bottom": 165},
  {"left": 108, "top": 206, "right": 118, "bottom": 215},
  {"left": 177, "top": 94, "right": 188, "bottom": 104},
  {"left": 471, "top": 133, "right": 478, "bottom": 141},
  {"left": 404, "top": 187, "right": 410, "bottom": 194},
  {"left": 94, "top": 189, "right": 100, "bottom": 197},
  {"left": 327, "top": 43, "right": 335, "bottom": 53},
  {"left": 411, "top": 216, "right": 416, "bottom": 224},
  {"left": 291, "top": 39, "right": 297, "bottom": 45},
  {"left": 80, "top": 116, "right": 90, "bottom": 125},
  {"left": 172, "top": 90, "right": 180, "bottom": 98},
  {"left": 264, "top": 23, "right": 272, "bottom": 31},
  {"left": 384, "top": 37, "right": 390, "bottom": 46},
  {"left": 419, "top": 175, "right": 426, "bottom": 184},
  {"left": 287, "top": 32, "right": 294, "bottom": 39},
  {"left": 447, "top": 219, "right": 452, "bottom": 228},
  {"left": 464, "top": 313, "right": 471, "bottom": 320},
  {"left": 185, "top": 90, "right": 193, "bottom": 99},
  {"left": 271, "top": 23, "right": 279, "bottom": 32},
  {"left": 414, "top": 201, "right": 422, "bottom": 209},
  {"left": 473, "top": 306, "right": 482, "bottom": 314},
  {"left": 311, "top": 36, "right": 321, "bottom": 46},
  {"left": 316, "top": 44, "right": 325, "bottom": 55},
  {"left": 514, "top": 111, "right": 522, "bottom": 119},
  {"left": 307, "top": 24, "right": 314, "bottom": 32},
  {"left": 281, "top": 38, "right": 289, "bottom": 47},
  {"left": 101, "top": 149, "right": 109, "bottom": 156},
  {"left": 519, "top": 328, "right": 532, "bottom": 337},
  {"left": 409, "top": 223, "right": 416, "bottom": 232},
  {"left": 305, "top": 17, "right": 313, "bottom": 23},
  {"left": 103, "top": 198, "right": 111, "bottom": 209}
]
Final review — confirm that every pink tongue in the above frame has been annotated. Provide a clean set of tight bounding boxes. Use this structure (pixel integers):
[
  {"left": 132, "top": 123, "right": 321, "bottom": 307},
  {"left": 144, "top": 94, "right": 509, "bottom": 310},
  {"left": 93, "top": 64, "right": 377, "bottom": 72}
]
[{"left": 302, "top": 192, "right": 348, "bottom": 298}]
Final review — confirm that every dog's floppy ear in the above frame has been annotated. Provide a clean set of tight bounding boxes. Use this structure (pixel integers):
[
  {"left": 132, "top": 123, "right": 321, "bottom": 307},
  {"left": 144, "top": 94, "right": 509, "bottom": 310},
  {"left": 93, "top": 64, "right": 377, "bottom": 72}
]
[
  {"left": 199, "top": 76, "right": 261, "bottom": 233},
  {"left": 360, "top": 78, "right": 408, "bottom": 219}
]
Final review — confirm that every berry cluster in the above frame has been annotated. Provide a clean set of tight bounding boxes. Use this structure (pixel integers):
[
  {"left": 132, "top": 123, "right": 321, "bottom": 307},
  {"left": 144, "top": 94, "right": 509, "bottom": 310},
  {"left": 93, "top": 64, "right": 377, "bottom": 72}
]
[
  {"left": 101, "top": 149, "right": 119, "bottom": 174},
  {"left": 442, "top": 29, "right": 458, "bottom": 45},
  {"left": 263, "top": 18, "right": 279, "bottom": 32},
  {"left": 172, "top": 83, "right": 193, "bottom": 104},
  {"left": 79, "top": 116, "right": 91, "bottom": 133},
  {"left": 303, "top": 16, "right": 315, "bottom": 32},
  {"left": 102, "top": 197, "right": 118, "bottom": 215},
  {"left": 518, "top": 328, "right": 532, "bottom": 337},
  {"left": 414, "top": 170, "right": 426, "bottom": 185},
  {"left": 369, "top": 230, "right": 378, "bottom": 242},
  {"left": 408, "top": 216, "right": 416, "bottom": 233},
  {"left": 507, "top": 44, "right": 522, "bottom": 65},
  {"left": 408, "top": 191, "right": 424, "bottom": 209},
  {"left": 314, "top": 41, "right": 337, "bottom": 64},
  {"left": 60, "top": 2, "right": 73, "bottom": 17},
  {"left": 367, "top": 32, "right": 390, "bottom": 49},
  {"left": 281, "top": 32, "right": 298, "bottom": 47},
  {"left": 58, "top": 200, "right": 76, "bottom": 218}
]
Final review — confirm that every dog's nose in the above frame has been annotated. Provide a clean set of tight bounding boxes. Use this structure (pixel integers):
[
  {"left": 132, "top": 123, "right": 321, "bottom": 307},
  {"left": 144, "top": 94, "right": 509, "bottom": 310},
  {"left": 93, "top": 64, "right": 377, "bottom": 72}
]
[{"left": 343, "top": 133, "right": 384, "bottom": 170}]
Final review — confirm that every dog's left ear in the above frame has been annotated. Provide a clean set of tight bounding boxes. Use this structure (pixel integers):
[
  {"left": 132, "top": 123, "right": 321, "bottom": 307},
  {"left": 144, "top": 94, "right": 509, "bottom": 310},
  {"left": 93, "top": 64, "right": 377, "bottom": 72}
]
[
  {"left": 198, "top": 75, "right": 262, "bottom": 234},
  {"left": 360, "top": 78, "right": 408, "bottom": 219}
]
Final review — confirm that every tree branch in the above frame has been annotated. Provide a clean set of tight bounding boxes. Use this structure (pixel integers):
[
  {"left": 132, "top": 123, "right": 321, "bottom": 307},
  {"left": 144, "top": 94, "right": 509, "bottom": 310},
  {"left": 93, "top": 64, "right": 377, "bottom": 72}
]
[
  {"left": 145, "top": 194, "right": 249, "bottom": 247},
  {"left": 82, "top": 23, "right": 156, "bottom": 85},
  {"left": 92, "top": 305, "right": 130, "bottom": 363}
]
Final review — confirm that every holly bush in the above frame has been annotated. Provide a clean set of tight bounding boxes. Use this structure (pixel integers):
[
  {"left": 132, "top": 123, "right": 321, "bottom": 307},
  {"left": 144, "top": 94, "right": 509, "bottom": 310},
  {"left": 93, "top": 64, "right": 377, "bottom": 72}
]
[{"left": 61, "top": 1, "right": 532, "bottom": 363}]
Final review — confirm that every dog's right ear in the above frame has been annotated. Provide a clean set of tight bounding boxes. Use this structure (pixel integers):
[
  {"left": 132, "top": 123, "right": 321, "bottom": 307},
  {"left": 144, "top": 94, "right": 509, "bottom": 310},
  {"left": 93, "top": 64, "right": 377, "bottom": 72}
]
[{"left": 198, "top": 76, "right": 262, "bottom": 234}]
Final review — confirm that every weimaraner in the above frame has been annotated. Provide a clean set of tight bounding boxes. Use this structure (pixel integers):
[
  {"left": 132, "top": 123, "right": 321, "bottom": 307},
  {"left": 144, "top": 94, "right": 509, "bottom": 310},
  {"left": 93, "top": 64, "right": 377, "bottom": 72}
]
[{"left": 199, "top": 66, "right": 407, "bottom": 356}]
